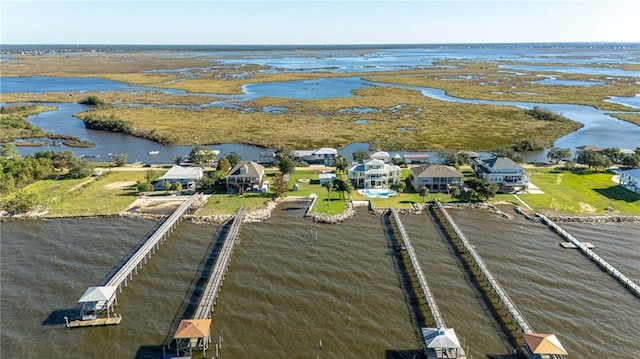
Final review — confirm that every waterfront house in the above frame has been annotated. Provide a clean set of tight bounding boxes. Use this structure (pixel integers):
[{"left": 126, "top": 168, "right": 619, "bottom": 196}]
[
  {"left": 370, "top": 150, "right": 391, "bottom": 163},
  {"left": 348, "top": 158, "right": 402, "bottom": 189},
  {"left": 155, "top": 165, "right": 203, "bottom": 190},
  {"left": 619, "top": 168, "right": 640, "bottom": 195},
  {"left": 226, "top": 161, "right": 265, "bottom": 194},
  {"left": 294, "top": 147, "right": 337, "bottom": 165},
  {"left": 403, "top": 152, "right": 430, "bottom": 164},
  {"left": 475, "top": 157, "right": 528, "bottom": 193},
  {"left": 410, "top": 164, "right": 463, "bottom": 192},
  {"left": 319, "top": 172, "right": 336, "bottom": 186}
]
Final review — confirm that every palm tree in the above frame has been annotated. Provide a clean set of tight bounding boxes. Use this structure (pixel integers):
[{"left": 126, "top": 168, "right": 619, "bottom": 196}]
[{"left": 420, "top": 186, "right": 430, "bottom": 203}]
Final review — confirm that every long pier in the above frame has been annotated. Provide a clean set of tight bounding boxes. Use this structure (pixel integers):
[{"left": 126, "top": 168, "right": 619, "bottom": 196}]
[
  {"left": 389, "top": 208, "right": 446, "bottom": 329},
  {"left": 537, "top": 213, "right": 640, "bottom": 298},
  {"left": 389, "top": 208, "right": 467, "bottom": 359},
  {"left": 164, "top": 206, "right": 247, "bottom": 358},
  {"left": 432, "top": 202, "right": 533, "bottom": 335},
  {"left": 69, "top": 194, "right": 204, "bottom": 328},
  {"left": 105, "top": 193, "right": 204, "bottom": 289},
  {"left": 194, "top": 205, "right": 246, "bottom": 319}
]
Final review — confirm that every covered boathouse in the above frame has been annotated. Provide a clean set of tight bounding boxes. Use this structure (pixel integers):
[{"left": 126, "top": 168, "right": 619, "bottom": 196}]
[
  {"left": 68, "top": 286, "right": 121, "bottom": 327},
  {"left": 171, "top": 319, "right": 212, "bottom": 358},
  {"left": 422, "top": 327, "right": 465, "bottom": 358}
]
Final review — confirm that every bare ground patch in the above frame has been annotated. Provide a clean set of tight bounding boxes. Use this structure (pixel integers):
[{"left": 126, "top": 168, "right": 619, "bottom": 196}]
[{"left": 104, "top": 180, "right": 136, "bottom": 190}]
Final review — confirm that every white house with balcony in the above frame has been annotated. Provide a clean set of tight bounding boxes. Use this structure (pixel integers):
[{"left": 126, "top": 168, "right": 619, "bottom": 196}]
[
  {"left": 348, "top": 159, "right": 402, "bottom": 189},
  {"left": 154, "top": 165, "right": 203, "bottom": 190},
  {"left": 294, "top": 147, "right": 337, "bottom": 165},
  {"left": 475, "top": 157, "right": 528, "bottom": 193}
]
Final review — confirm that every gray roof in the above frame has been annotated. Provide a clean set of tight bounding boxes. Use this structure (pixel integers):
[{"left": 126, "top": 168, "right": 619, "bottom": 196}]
[
  {"left": 160, "top": 165, "right": 203, "bottom": 180},
  {"left": 228, "top": 161, "right": 264, "bottom": 177},
  {"left": 313, "top": 147, "right": 337, "bottom": 155},
  {"left": 421, "top": 327, "right": 461, "bottom": 349},
  {"left": 622, "top": 168, "right": 640, "bottom": 179},
  {"left": 412, "top": 164, "right": 462, "bottom": 178},
  {"left": 78, "top": 286, "right": 118, "bottom": 304},
  {"left": 482, "top": 157, "right": 522, "bottom": 170}
]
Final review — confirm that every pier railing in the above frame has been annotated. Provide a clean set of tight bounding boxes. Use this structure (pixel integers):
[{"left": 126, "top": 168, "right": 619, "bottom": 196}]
[
  {"left": 433, "top": 202, "right": 533, "bottom": 335},
  {"left": 194, "top": 205, "right": 247, "bottom": 319},
  {"left": 389, "top": 208, "right": 446, "bottom": 329},
  {"left": 537, "top": 213, "right": 640, "bottom": 298},
  {"left": 105, "top": 193, "right": 203, "bottom": 289}
]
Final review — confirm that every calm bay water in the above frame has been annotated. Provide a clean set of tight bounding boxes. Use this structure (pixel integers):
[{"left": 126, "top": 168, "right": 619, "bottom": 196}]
[{"left": 2, "top": 204, "right": 639, "bottom": 358}]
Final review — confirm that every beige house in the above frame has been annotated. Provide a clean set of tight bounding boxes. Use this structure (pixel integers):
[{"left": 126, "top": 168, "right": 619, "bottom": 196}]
[
  {"left": 226, "top": 161, "right": 265, "bottom": 194},
  {"left": 410, "top": 164, "right": 463, "bottom": 192}
]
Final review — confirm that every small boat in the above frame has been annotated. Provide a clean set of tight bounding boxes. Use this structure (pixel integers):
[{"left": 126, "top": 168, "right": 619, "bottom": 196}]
[{"left": 148, "top": 150, "right": 159, "bottom": 155}]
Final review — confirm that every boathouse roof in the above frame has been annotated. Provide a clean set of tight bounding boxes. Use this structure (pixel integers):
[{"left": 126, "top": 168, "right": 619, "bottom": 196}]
[
  {"left": 78, "top": 286, "right": 117, "bottom": 304},
  {"left": 523, "top": 333, "right": 568, "bottom": 355},
  {"left": 421, "top": 327, "right": 461, "bottom": 349},
  {"left": 173, "top": 319, "right": 212, "bottom": 339}
]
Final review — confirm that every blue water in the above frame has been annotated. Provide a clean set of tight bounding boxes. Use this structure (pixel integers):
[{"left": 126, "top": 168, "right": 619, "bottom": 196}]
[
  {"left": 499, "top": 64, "right": 640, "bottom": 78},
  {"left": 243, "top": 77, "right": 371, "bottom": 99},
  {"left": 0, "top": 76, "right": 187, "bottom": 95}
]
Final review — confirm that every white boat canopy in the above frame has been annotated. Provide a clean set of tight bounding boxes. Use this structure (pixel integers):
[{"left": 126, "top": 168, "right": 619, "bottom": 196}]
[
  {"left": 422, "top": 327, "right": 462, "bottom": 349},
  {"left": 78, "top": 286, "right": 118, "bottom": 305}
]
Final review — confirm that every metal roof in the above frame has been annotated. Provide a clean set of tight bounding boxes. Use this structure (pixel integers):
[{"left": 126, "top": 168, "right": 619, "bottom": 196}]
[
  {"left": 78, "top": 286, "right": 118, "bottom": 304},
  {"left": 160, "top": 165, "right": 203, "bottom": 180}
]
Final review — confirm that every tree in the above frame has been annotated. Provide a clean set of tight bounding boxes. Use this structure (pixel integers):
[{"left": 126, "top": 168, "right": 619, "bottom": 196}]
[
  {"left": 577, "top": 150, "right": 611, "bottom": 170},
  {"left": 449, "top": 185, "right": 461, "bottom": 199},
  {"left": 467, "top": 178, "right": 498, "bottom": 200},
  {"left": 136, "top": 179, "right": 153, "bottom": 192},
  {"left": 352, "top": 150, "right": 370, "bottom": 162},
  {"left": 2, "top": 189, "right": 39, "bottom": 214},
  {"left": 492, "top": 147, "right": 523, "bottom": 163},
  {"left": 164, "top": 181, "right": 172, "bottom": 193},
  {"left": 0, "top": 143, "right": 19, "bottom": 158},
  {"left": 343, "top": 179, "right": 354, "bottom": 201},
  {"left": 396, "top": 180, "right": 406, "bottom": 194},
  {"left": 172, "top": 155, "right": 184, "bottom": 165},
  {"left": 272, "top": 173, "right": 289, "bottom": 199},
  {"left": 113, "top": 153, "right": 128, "bottom": 167},
  {"left": 547, "top": 147, "right": 571, "bottom": 164},
  {"left": 622, "top": 153, "right": 640, "bottom": 168},
  {"left": 217, "top": 157, "right": 231, "bottom": 174},
  {"left": 602, "top": 147, "right": 622, "bottom": 163},
  {"left": 420, "top": 186, "right": 430, "bottom": 203},
  {"left": 325, "top": 180, "right": 335, "bottom": 205},
  {"left": 334, "top": 155, "right": 350, "bottom": 174},
  {"left": 172, "top": 182, "right": 183, "bottom": 192},
  {"left": 225, "top": 152, "right": 242, "bottom": 168},
  {"left": 52, "top": 150, "right": 75, "bottom": 170},
  {"left": 196, "top": 172, "right": 219, "bottom": 193},
  {"left": 275, "top": 147, "right": 296, "bottom": 175},
  {"left": 67, "top": 158, "right": 93, "bottom": 179},
  {"left": 188, "top": 146, "right": 217, "bottom": 165},
  {"left": 437, "top": 150, "right": 458, "bottom": 166},
  {"left": 145, "top": 169, "right": 160, "bottom": 182}
]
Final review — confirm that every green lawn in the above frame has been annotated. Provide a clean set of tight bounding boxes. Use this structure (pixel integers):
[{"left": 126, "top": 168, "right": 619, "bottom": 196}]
[
  {"left": 11, "top": 170, "right": 164, "bottom": 216},
  {"left": 518, "top": 169, "right": 640, "bottom": 215},
  {"left": 197, "top": 193, "right": 273, "bottom": 216}
]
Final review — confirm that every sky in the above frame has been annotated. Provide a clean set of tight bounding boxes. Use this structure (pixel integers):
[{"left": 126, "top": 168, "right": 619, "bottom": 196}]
[{"left": 2, "top": 0, "right": 639, "bottom": 45}]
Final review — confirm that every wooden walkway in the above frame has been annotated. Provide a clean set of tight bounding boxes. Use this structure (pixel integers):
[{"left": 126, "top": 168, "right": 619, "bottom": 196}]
[
  {"left": 537, "top": 213, "right": 640, "bottom": 298},
  {"left": 105, "top": 193, "right": 204, "bottom": 290},
  {"left": 432, "top": 202, "right": 533, "bottom": 335},
  {"left": 389, "top": 208, "right": 446, "bottom": 329},
  {"left": 194, "top": 206, "right": 247, "bottom": 319},
  {"left": 67, "top": 316, "right": 122, "bottom": 328}
]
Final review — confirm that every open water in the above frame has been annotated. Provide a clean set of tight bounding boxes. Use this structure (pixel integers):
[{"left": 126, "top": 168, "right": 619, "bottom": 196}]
[{"left": 2, "top": 203, "right": 639, "bottom": 358}]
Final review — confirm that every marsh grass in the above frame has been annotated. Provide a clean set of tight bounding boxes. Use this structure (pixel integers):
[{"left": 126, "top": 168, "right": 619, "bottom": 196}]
[
  {"left": 609, "top": 112, "right": 640, "bottom": 126},
  {"left": 76, "top": 86, "right": 581, "bottom": 150}
]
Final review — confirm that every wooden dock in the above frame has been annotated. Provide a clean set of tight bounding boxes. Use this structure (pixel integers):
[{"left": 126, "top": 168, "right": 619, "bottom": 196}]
[
  {"left": 105, "top": 193, "right": 204, "bottom": 290},
  {"left": 389, "top": 208, "right": 446, "bottom": 329},
  {"left": 194, "top": 206, "right": 246, "bottom": 319},
  {"left": 70, "top": 193, "right": 204, "bottom": 328},
  {"left": 164, "top": 206, "right": 247, "bottom": 358},
  {"left": 389, "top": 208, "right": 467, "bottom": 359},
  {"left": 67, "top": 316, "right": 122, "bottom": 328},
  {"left": 538, "top": 213, "right": 640, "bottom": 298},
  {"left": 432, "top": 202, "right": 534, "bottom": 335}
]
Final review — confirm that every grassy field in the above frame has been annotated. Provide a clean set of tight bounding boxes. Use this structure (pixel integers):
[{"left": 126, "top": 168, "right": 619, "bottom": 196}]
[
  {"left": 609, "top": 112, "right": 640, "bottom": 126},
  {"left": 0, "top": 105, "right": 57, "bottom": 141},
  {"left": 6, "top": 170, "right": 164, "bottom": 217},
  {"left": 517, "top": 169, "right": 640, "bottom": 215},
  {"left": 197, "top": 193, "right": 273, "bottom": 216}
]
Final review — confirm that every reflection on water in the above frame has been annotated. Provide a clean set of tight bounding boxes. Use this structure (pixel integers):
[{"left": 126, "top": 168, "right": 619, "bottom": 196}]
[{"left": 2, "top": 205, "right": 639, "bottom": 358}]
